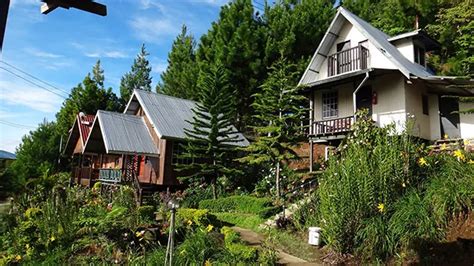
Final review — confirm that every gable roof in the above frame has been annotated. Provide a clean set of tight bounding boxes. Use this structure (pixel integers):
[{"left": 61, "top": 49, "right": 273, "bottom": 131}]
[
  {"left": 125, "top": 89, "right": 249, "bottom": 147},
  {"left": 63, "top": 113, "right": 95, "bottom": 155},
  {"left": 84, "top": 110, "right": 159, "bottom": 156},
  {"left": 0, "top": 150, "right": 16, "bottom": 160},
  {"left": 299, "top": 7, "right": 433, "bottom": 86}
]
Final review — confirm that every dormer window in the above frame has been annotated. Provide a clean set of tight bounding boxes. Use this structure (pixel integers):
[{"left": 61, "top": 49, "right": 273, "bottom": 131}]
[{"left": 414, "top": 45, "right": 425, "bottom": 66}]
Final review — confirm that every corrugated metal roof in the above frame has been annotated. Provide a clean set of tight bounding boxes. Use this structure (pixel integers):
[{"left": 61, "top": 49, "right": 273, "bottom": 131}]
[
  {"left": 0, "top": 150, "right": 16, "bottom": 160},
  {"left": 131, "top": 90, "right": 249, "bottom": 147},
  {"left": 79, "top": 114, "right": 95, "bottom": 144},
  {"left": 88, "top": 110, "right": 159, "bottom": 156},
  {"left": 299, "top": 7, "right": 433, "bottom": 86}
]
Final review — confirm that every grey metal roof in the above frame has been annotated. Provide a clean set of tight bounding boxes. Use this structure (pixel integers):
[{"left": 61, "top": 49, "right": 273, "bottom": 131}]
[
  {"left": 86, "top": 110, "right": 159, "bottom": 156},
  {"left": 299, "top": 7, "right": 433, "bottom": 86},
  {"left": 125, "top": 90, "right": 249, "bottom": 147},
  {"left": 0, "top": 150, "right": 16, "bottom": 160}
]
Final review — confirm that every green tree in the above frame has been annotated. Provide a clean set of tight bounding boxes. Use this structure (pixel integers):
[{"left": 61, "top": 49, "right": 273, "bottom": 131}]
[
  {"left": 120, "top": 44, "right": 153, "bottom": 105},
  {"left": 56, "top": 61, "right": 120, "bottom": 138},
  {"left": 177, "top": 64, "right": 243, "bottom": 199},
  {"left": 9, "top": 120, "right": 60, "bottom": 186},
  {"left": 263, "top": 0, "right": 335, "bottom": 74},
  {"left": 427, "top": 0, "right": 473, "bottom": 77},
  {"left": 196, "top": 0, "right": 266, "bottom": 131},
  {"left": 157, "top": 25, "right": 199, "bottom": 100},
  {"left": 239, "top": 58, "right": 306, "bottom": 198}
]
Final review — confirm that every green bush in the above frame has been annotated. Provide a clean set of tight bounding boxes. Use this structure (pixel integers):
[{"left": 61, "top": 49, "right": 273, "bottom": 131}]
[
  {"left": 137, "top": 205, "right": 156, "bottom": 224},
  {"left": 213, "top": 213, "right": 265, "bottom": 231},
  {"left": 199, "top": 195, "right": 275, "bottom": 215},
  {"left": 176, "top": 208, "right": 219, "bottom": 227}
]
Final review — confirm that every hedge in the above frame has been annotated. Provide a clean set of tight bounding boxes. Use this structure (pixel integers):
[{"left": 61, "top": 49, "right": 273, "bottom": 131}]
[{"left": 199, "top": 195, "right": 280, "bottom": 218}]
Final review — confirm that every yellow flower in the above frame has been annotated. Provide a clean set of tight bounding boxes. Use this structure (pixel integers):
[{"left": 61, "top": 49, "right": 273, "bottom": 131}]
[
  {"left": 440, "top": 143, "right": 447, "bottom": 150},
  {"left": 187, "top": 220, "right": 193, "bottom": 226},
  {"left": 444, "top": 134, "right": 449, "bottom": 139},
  {"left": 377, "top": 203, "right": 385, "bottom": 213},
  {"left": 469, "top": 159, "right": 474, "bottom": 164},
  {"left": 50, "top": 235, "right": 56, "bottom": 242},
  {"left": 15, "top": 255, "right": 22, "bottom": 261},
  {"left": 205, "top": 259, "right": 212, "bottom": 266},
  {"left": 453, "top": 149, "right": 465, "bottom": 161},
  {"left": 418, "top": 157, "right": 428, "bottom": 166},
  {"left": 464, "top": 139, "right": 469, "bottom": 146},
  {"left": 206, "top": 224, "right": 214, "bottom": 232}
]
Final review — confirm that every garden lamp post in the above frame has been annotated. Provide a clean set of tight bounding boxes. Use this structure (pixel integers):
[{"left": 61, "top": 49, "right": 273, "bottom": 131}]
[{"left": 165, "top": 199, "right": 179, "bottom": 266}]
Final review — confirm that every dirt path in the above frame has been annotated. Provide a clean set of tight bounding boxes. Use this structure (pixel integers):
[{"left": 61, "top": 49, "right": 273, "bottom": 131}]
[{"left": 231, "top": 226, "right": 314, "bottom": 265}]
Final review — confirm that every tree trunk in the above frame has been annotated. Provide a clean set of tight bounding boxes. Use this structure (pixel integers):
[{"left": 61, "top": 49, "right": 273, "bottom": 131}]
[
  {"left": 276, "top": 161, "right": 281, "bottom": 200},
  {"left": 211, "top": 180, "right": 217, "bottom": 200}
]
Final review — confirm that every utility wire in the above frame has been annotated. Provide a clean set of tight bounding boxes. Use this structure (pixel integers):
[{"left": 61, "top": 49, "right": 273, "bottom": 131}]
[
  {"left": 0, "top": 120, "right": 37, "bottom": 129},
  {"left": 0, "top": 66, "right": 67, "bottom": 99},
  {"left": 0, "top": 60, "right": 70, "bottom": 96}
]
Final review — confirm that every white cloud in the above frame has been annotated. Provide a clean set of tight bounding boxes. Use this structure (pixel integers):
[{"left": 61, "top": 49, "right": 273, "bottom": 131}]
[
  {"left": 84, "top": 50, "right": 129, "bottom": 59},
  {"left": 130, "top": 16, "right": 179, "bottom": 44},
  {"left": 0, "top": 79, "right": 63, "bottom": 113},
  {"left": 26, "top": 48, "right": 63, "bottom": 58}
]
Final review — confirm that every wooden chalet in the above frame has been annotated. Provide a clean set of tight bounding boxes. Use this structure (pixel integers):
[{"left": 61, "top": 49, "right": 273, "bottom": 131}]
[{"left": 63, "top": 90, "right": 249, "bottom": 198}]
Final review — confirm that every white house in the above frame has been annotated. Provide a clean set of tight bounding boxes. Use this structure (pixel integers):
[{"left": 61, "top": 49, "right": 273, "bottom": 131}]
[{"left": 299, "top": 7, "right": 474, "bottom": 169}]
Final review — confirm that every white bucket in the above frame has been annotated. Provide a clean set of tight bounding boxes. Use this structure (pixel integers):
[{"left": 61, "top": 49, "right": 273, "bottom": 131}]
[{"left": 308, "top": 227, "right": 322, "bottom": 246}]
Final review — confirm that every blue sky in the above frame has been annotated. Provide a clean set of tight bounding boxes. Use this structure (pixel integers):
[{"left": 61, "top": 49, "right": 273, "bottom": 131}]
[{"left": 0, "top": 0, "right": 230, "bottom": 153}]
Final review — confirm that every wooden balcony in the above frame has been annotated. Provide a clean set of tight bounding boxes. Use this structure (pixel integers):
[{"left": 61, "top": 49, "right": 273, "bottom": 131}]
[
  {"left": 311, "top": 116, "right": 354, "bottom": 136},
  {"left": 98, "top": 168, "right": 122, "bottom": 183},
  {"left": 328, "top": 45, "right": 369, "bottom": 77}
]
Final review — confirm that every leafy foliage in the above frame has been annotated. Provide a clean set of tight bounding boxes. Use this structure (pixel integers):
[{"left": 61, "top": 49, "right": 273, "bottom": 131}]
[
  {"left": 199, "top": 195, "right": 279, "bottom": 218},
  {"left": 119, "top": 44, "right": 153, "bottom": 105},
  {"left": 239, "top": 58, "right": 306, "bottom": 196},
  {"left": 157, "top": 25, "right": 199, "bottom": 100},
  {"left": 56, "top": 61, "right": 120, "bottom": 138},
  {"left": 176, "top": 64, "right": 244, "bottom": 199}
]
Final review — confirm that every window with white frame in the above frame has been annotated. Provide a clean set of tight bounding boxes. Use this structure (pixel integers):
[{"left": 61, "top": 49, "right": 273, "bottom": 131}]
[{"left": 322, "top": 91, "right": 338, "bottom": 119}]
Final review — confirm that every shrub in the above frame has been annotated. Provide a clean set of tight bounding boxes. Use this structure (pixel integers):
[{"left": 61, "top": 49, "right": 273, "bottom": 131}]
[
  {"left": 137, "top": 205, "right": 156, "bottom": 224},
  {"left": 176, "top": 208, "right": 219, "bottom": 227},
  {"left": 175, "top": 230, "right": 223, "bottom": 265},
  {"left": 199, "top": 195, "right": 274, "bottom": 215},
  {"left": 213, "top": 213, "right": 264, "bottom": 231}
]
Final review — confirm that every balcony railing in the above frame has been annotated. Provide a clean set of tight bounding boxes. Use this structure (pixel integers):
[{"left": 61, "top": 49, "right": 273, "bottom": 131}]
[
  {"left": 311, "top": 116, "right": 354, "bottom": 136},
  {"left": 98, "top": 168, "right": 122, "bottom": 183},
  {"left": 328, "top": 45, "right": 369, "bottom": 77}
]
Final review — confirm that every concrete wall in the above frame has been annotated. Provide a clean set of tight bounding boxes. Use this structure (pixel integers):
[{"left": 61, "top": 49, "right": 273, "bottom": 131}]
[
  {"left": 371, "top": 73, "right": 406, "bottom": 132},
  {"left": 460, "top": 102, "right": 474, "bottom": 139}
]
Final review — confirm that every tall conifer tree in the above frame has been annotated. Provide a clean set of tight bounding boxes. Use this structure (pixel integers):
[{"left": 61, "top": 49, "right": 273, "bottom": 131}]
[
  {"left": 177, "top": 64, "right": 242, "bottom": 199},
  {"left": 157, "top": 25, "right": 199, "bottom": 100},
  {"left": 120, "top": 44, "right": 152, "bottom": 105},
  {"left": 196, "top": 0, "right": 266, "bottom": 132},
  {"left": 239, "top": 58, "right": 306, "bottom": 198}
]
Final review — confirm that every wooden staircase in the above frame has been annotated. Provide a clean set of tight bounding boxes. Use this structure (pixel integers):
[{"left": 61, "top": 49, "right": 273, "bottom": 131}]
[{"left": 429, "top": 138, "right": 464, "bottom": 153}]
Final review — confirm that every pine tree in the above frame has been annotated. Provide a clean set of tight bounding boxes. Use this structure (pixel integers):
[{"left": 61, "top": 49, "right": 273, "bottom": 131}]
[
  {"left": 120, "top": 44, "right": 152, "bottom": 105},
  {"left": 239, "top": 58, "right": 306, "bottom": 198},
  {"left": 56, "top": 61, "right": 120, "bottom": 138},
  {"left": 177, "top": 64, "right": 243, "bottom": 199},
  {"left": 263, "top": 0, "right": 335, "bottom": 74},
  {"left": 157, "top": 25, "right": 199, "bottom": 100},
  {"left": 196, "top": 0, "right": 266, "bottom": 132}
]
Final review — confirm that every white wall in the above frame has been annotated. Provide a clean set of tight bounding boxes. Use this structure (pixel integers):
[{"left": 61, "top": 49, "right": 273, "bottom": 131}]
[
  {"left": 318, "top": 18, "right": 397, "bottom": 80},
  {"left": 429, "top": 95, "right": 441, "bottom": 140},
  {"left": 371, "top": 73, "right": 406, "bottom": 132},
  {"left": 404, "top": 80, "right": 431, "bottom": 139},
  {"left": 392, "top": 39, "right": 414, "bottom": 63},
  {"left": 460, "top": 102, "right": 474, "bottom": 139}
]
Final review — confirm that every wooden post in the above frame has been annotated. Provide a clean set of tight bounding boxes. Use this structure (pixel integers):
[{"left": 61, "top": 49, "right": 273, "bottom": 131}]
[{"left": 309, "top": 140, "right": 313, "bottom": 173}]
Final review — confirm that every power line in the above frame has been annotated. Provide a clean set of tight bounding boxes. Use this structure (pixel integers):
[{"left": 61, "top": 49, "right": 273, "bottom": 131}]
[
  {"left": 0, "top": 66, "right": 67, "bottom": 99},
  {"left": 0, "top": 120, "right": 37, "bottom": 129},
  {"left": 0, "top": 60, "right": 70, "bottom": 96}
]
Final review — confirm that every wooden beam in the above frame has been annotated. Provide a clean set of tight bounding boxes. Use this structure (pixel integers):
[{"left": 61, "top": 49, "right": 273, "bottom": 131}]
[
  {"left": 0, "top": 0, "right": 10, "bottom": 51},
  {"left": 41, "top": 0, "right": 107, "bottom": 16}
]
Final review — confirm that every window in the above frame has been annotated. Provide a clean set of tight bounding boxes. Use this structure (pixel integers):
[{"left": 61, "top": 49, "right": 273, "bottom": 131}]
[
  {"left": 172, "top": 141, "right": 192, "bottom": 165},
  {"left": 422, "top": 94, "right": 429, "bottom": 115},
  {"left": 322, "top": 91, "right": 338, "bottom": 119},
  {"left": 414, "top": 45, "right": 425, "bottom": 66}
]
